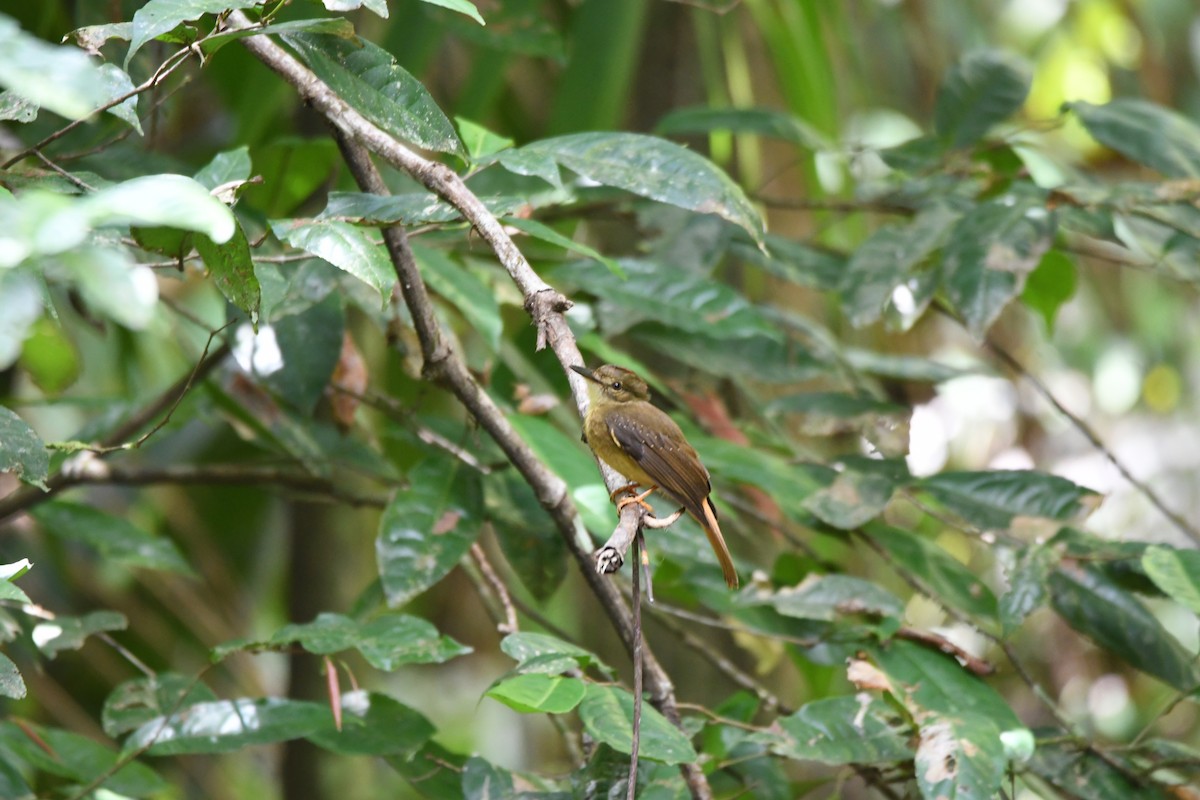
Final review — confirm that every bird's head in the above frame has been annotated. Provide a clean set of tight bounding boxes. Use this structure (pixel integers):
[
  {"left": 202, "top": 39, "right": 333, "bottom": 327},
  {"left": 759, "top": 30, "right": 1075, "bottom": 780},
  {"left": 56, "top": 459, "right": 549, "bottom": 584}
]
[{"left": 571, "top": 364, "right": 650, "bottom": 404}]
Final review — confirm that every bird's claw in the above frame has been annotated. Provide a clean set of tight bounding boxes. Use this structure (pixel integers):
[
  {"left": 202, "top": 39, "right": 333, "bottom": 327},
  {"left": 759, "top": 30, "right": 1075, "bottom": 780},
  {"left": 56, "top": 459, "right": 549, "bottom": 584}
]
[{"left": 595, "top": 546, "right": 623, "bottom": 575}]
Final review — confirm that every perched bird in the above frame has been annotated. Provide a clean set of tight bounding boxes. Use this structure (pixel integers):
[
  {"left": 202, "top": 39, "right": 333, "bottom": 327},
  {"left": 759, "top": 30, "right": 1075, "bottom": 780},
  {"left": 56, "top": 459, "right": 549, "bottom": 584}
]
[{"left": 571, "top": 363, "right": 738, "bottom": 588}]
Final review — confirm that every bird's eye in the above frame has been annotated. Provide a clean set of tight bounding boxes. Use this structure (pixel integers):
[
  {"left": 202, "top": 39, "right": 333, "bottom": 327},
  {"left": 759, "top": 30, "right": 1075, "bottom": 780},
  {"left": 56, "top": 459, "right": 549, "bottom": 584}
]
[{"left": 611, "top": 381, "right": 622, "bottom": 390}]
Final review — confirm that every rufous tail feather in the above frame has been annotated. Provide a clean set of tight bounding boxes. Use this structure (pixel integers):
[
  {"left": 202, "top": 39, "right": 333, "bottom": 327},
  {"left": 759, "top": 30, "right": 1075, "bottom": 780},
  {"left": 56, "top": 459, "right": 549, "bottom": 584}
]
[{"left": 698, "top": 498, "right": 738, "bottom": 589}]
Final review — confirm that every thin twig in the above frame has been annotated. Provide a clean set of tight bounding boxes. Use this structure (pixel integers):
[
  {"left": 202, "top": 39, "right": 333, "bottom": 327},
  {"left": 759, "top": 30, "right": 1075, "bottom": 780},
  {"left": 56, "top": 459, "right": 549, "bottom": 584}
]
[
  {"left": 627, "top": 529, "right": 644, "bottom": 800},
  {"left": 470, "top": 543, "right": 518, "bottom": 634}
]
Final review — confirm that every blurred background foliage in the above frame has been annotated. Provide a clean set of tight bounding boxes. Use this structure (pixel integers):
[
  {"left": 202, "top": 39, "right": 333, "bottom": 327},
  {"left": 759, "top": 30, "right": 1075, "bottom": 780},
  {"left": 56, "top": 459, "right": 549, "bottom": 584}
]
[{"left": 2, "top": 0, "right": 1200, "bottom": 798}]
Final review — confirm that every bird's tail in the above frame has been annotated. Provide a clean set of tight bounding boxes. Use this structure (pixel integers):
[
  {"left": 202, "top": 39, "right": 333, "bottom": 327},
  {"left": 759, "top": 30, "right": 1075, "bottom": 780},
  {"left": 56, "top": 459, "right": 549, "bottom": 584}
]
[{"left": 696, "top": 498, "right": 738, "bottom": 589}]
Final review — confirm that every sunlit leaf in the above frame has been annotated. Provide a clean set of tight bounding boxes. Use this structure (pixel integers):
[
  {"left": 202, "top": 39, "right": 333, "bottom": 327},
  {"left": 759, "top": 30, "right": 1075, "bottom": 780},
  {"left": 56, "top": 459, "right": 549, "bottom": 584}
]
[
  {"left": 272, "top": 218, "right": 394, "bottom": 301},
  {"left": 124, "top": 697, "right": 332, "bottom": 755},
  {"left": 577, "top": 684, "right": 697, "bottom": 765},
  {"left": 285, "top": 33, "right": 463, "bottom": 156},
  {"left": 33, "top": 610, "right": 127, "bottom": 658},
  {"left": 103, "top": 673, "right": 218, "bottom": 737},
  {"left": 0, "top": 405, "right": 48, "bottom": 489},
  {"left": 0, "top": 15, "right": 114, "bottom": 120},
  {"left": 758, "top": 695, "right": 909, "bottom": 765},
  {"left": 0, "top": 653, "right": 24, "bottom": 700},
  {"left": 918, "top": 469, "right": 1098, "bottom": 529},
  {"left": 500, "top": 132, "right": 764, "bottom": 244},
  {"left": 864, "top": 523, "right": 998, "bottom": 620},
  {"left": 1142, "top": 545, "right": 1200, "bottom": 615},
  {"left": 486, "top": 674, "right": 586, "bottom": 714},
  {"left": 1071, "top": 99, "right": 1200, "bottom": 178},
  {"left": 307, "top": 690, "right": 435, "bottom": 755},
  {"left": 128, "top": 0, "right": 262, "bottom": 64},
  {"left": 0, "top": 720, "right": 166, "bottom": 795}
]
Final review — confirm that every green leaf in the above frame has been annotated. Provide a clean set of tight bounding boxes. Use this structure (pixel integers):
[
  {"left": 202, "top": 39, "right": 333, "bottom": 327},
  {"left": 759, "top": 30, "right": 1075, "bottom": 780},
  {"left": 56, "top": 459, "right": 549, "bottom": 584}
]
[
  {"left": 731, "top": 232, "right": 846, "bottom": 291},
  {"left": 30, "top": 501, "right": 192, "bottom": 574},
  {"left": 1142, "top": 545, "right": 1200, "bottom": 615},
  {"left": 0, "top": 405, "right": 48, "bottom": 489},
  {"left": 200, "top": 17, "right": 356, "bottom": 55},
  {"left": 0, "top": 720, "right": 166, "bottom": 796},
  {"left": 323, "top": 0, "right": 389, "bottom": 18},
  {"left": 193, "top": 145, "right": 252, "bottom": 191},
  {"left": 462, "top": 756, "right": 515, "bottom": 800},
  {"left": 552, "top": 259, "right": 778, "bottom": 341},
  {"left": 322, "top": 190, "right": 524, "bottom": 226},
  {"left": 502, "top": 216, "right": 624, "bottom": 278},
  {"left": 1020, "top": 248, "right": 1076, "bottom": 331},
  {"left": 127, "top": 0, "right": 262, "bottom": 65},
  {"left": 768, "top": 574, "right": 905, "bottom": 621},
  {"left": 577, "top": 684, "right": 698, "bottom": 765},
  {"left": 102, "top": 673, "right": 218, "bottom": 737},
  {"left": 272, "top": 218, "right": 394, "bottom": 302},
  {"left": 870, "top": 639, "right": 1021, "bottom": 728},
  {"left": 840, "top": 206, "right": 959, "bottom": 327},
  {"left": 761, "top": 695, "right": 910, "bottom": 765},
  {"left": 308, "top": 690, "right": 435, "bottom": 756},
  {"left": 914, "top": 715, "right": 1006, "bottom": 800},
  {"left": 32, "top": 610, "right": 127, "bottom": 658},
  {"left": 507, "top": 414, "right": 611, "bottom": 536},
  {"left": 500, "top": 631, "right": 608, "bottom": 675},
  {"left": 285, "top": 33, "right": 463, "bottom": 156},
  {"left": 81, "top": 174, "right": 237, "bottom": 243},
  {"left": 1050, "top": 564, "right": 1200, "bottom": 692},
  {"left": 124, "top": 697, "right": 332, "bottom": 755},
  {"left": 486, "top": 674, "right": 586, "bottom": 714},
  {"left": 418, "top": 0, "right": 486, "bottom": 26},
  {"left": 0, "top": 15, "right": 115, "bottom": 120},
  {"left": 0, "top": 652, "right": 25, "bottom": 700},
  {"left": 631, "top": 326, "right": 827, "bottom": 384},
  {"left": 1070, "top": 99, "right": 1200, "bottom": 178},
  {"left": 58, "top": 246, "right": 158, "bottom": 330},
  {"left": 261, "top": 291, "right": 344, "bottom": 415},
  {"left": 195, "top": 224, "right": 261, "bottom": 322},
  {"left": 20, "top": 316, "right": 81, "bottom": 393},
  {"left": 0, "top": 269, "right": 42, "bottom": 370},
  {"left": 919, "top": 469, "right": 1098, "bottom": 529},
  {"left": 934, "top": 50, "right": 1031, "bottom": 149},
  {"left": 455, "top": 116, "right": 512, "bottom": 160},
  {"left": 803, "top": 458, "right": 905, "bottom": 529},
  {"left": 1028, "top": 740, "right": 1160, "bottom": 800},
  {"left": 244, "top": 137, "right": 340, "bottom": 218},
  {"left": 655, "top": 106, "right": 830, "bottom": 150},
  {"left": 941, "top": 188, "right": 1054, "bottom": 337},
  {"left": 864, "top": 524, "right": 998, "bottom": 620},
  {"left": 485, "top": 469, "right": 567, "bottom": 601},
  {"left": 413, "top": 244, "right": 502, "bottom": 349},
  {"left": 377, "top": 459, "right": 483, "bottom": 607},
  {"left": 999, "top": 541, "right": 1057, "bottom": 635},
  {"left": 0, "top": 559, "right": 32, "bottom": 604},
  {"left": 500, "top": 132, "right": 764, "bottom": 244}
]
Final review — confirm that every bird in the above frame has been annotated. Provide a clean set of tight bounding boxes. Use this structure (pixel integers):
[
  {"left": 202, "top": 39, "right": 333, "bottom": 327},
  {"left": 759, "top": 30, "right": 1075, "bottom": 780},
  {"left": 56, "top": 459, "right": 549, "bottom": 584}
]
[{"left": 571, "top": 363, "right": 738, "bottom": 588}]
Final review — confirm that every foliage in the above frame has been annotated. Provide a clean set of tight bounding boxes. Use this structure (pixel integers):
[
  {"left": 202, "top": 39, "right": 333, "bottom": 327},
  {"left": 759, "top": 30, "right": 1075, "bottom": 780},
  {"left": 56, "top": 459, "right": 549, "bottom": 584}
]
[{"left": 1, "top": 1, "right": 1199, "bottom": 799}]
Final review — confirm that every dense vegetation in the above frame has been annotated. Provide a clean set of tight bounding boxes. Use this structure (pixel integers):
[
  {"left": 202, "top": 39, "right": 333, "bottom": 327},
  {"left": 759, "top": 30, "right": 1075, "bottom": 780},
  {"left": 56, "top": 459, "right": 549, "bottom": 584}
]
[{"left": 1, "top": 1, "right": 1199, "bottom": 798}]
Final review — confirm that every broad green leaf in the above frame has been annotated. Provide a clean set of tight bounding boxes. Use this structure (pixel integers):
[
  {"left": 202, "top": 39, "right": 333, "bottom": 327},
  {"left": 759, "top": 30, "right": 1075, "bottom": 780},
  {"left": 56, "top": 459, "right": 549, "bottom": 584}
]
[
  {"left": 870, "top": 639, "right": 1021, "bottom": 728},
  {"left": 271, "top": 218, "right": 394, "bottom": 301},
  {"left": 507, "top": 414, "right": 611, "bottom": 536},
  {"left": 767, "top": 392, "right": 906, "bottom": 427},
  {"left": 631, "top": 326, "right": 827, "bottom": 384},
  {"left": 0, "top": 15, "right": 114, "bottom": 120},
  {"left": 1050, "top": 564, "right": 1200, "bottom": 692},
  {"left": 124, "top": 697, "right": 332, "bottom": 755},
  {"left": 308, "top": 690, "right": 435, "bottom": 756},
  {"left": 500, "top": 631, "right": 608, "bottom": 675},
  {"left": 552, "top": 259, "right": 778, "bottom": 341},
  {"left": 244, "top": 137, "right": 340, "bottom": 218},
  {"left": 999, "top": 541, "right": 1057, "bottom": 635},
  {"left": 803, "top": 458, "right": 906, "bottom": 529},
  {"left": 843, "top": 348, "right": 975, "bottom": 383},
  {"left": 1071, "top": 99, "right": 1200, "bottom": 178},
  {"left": 919, "top": 469, "right": 1098, "bottom": 529},
  {"left": 102, "top": 673, "right": 218, "bottom": 737},
  {"left": 31, "top": 501, "right": 192, "bottom": 574},
  {"left": 456, "top": 116, "right": 512, "bottom": 160},
  {"left": 127, "top": 0, "right": 262, "bottom": 65},
  {"left": 32, "top": 610, "right": 127, "bottom": 659},
  {"left": 914, "top": 715, "right": 1006, "bottom": 800},
  {"left": 193, "top": 145, "right": 252, "bottom": 191},
  {"left": 65, "top": 22, "right": 132, "bottom": 53},
  {"left": 59, "top": 246, "right": 158, "bottom": 330},
  {"left": 864, "top": 524, "right": 998, "bottom": 620},
  {"left": 500, "top": 132, "right": 764, "bottom": 244},
  {"left": 81, "top": 174, "right": 236, "bottom": 243},
  {"left": 0, "top": 720, "right": 166, "bottom": 796},
  {"left": 655, "top": 106, "right": 831, "bottom": 150},
  {"left": 355, "top": 614, "right": 472, "bottom": 669},
  {"left": 1021, "top": 249, "right": 1076, "bottom": 331},
  {"left": 0, "top": 254, "right": 42, "bottom": 366},
  {"left": 97, "top": 64, "right": 141, "bottom": 133},
  {"left": 195, "top": 224, "right": 261, "bottom": 322},
  {"left": 322, "top": 189, "right": 525, "bottom": 226},
  {"left": 486, "top": 674, "right": 586, "bottom": 714},
  {"left": 377, "top": 459, "right": 483, "bottom": 607},
  {"left": 413, "top": 244, "right": 502, "bottom": 349},
  {"left": 0, "top": 745, "right": 33, "bottom": 799},
  {"left": 20, "top": 316, "right": 81, "bottom": 393},
  {"left": 285, "top": 34, "right": 463, "bottom": 156},
  {"left": 200, "top": 17, "right": 356, "bottom": 55},
  {"left": 0, "top": 405, "right": 48, "bottom": 489},
  {"left": 768, "top": 574, "right": 905, "bottom": 621},
  {"left": 0, "top": 652, "right": 25, "bottom": 700},
  {"left": 731, "top": 232, "right": 845, "bottom": 291},
  {"left": 502, "top": 216, "right": 624, "bottom": 278},
  {"left": 418, "top": 0, "right": 485, "bottom": 26},
  {"left": 261, "top": 291, "right": 344, "bottom": 415},
  {"left": 0, "top": 558, "right": 32, "bottom": 604},
  {"left": 693, "top": 433, "right": 830, "bottom": 521},
  {"left": 577, "top": 684, "right": 697, "bottom": 765},
  {"left": 322, "top": 0, "right": 389, "bottom": 18},
  {"left": 384, "top": 741, "right": 467, "bottom": 798},
  {"left": 934, "top": 50, "right": 1030, "bottom": 149},
  {"left": 940, "top": 188, "right": 1054, "bottom": 337},
  {"left": 760, "top": 695, "right": 909, "bottom": 765},
  {"left": 462, "top": 757, "right": 515, "bottom": 800},
  {"left": 840, "top": 206, "right": 959, "bottom": 327},
  {"left": 1142, "top": 545, "right": 1200, "bottom": 614}
]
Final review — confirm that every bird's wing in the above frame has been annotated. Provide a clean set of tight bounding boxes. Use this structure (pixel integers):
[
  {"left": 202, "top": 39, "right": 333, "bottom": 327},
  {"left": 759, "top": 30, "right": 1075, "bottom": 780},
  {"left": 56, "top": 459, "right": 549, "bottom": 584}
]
[{"left": 605, "top": 411, "right": 711, "bottom": 514}]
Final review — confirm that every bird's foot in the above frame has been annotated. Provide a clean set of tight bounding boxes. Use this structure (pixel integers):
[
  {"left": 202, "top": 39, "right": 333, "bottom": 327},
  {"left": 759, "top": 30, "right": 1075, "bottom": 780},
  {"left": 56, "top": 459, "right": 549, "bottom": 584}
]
[
  {"left": 615, "top": 485, "right": 657, "bottom": 515},
  {"left": 608, "top": 482, "right": 640, "bottom": 503}
]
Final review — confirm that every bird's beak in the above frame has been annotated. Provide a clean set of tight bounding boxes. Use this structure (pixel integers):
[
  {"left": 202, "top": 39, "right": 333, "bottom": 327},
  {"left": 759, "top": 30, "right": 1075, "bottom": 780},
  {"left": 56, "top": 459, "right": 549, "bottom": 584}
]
[{"left": 571, "top": 365, "right": 598, "bottom": 383}]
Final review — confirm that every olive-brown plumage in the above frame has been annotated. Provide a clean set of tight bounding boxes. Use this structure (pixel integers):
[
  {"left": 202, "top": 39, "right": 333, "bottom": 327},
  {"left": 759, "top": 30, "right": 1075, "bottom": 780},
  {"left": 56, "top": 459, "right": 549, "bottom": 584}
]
[{"left": 572, "top": 364, "right": 738, "bottom": 588}]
